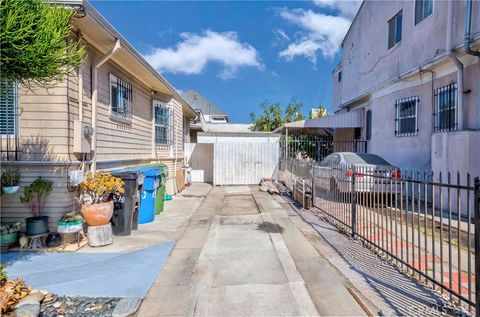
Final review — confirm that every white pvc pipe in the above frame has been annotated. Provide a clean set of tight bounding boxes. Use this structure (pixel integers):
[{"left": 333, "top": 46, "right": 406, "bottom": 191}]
[
  {"left": 78, "top": 67, "right": 83, "bottom": 121},
  {"left": 91, "top": 39, "right": 121, "bottom": 171},
  {"left": 446, "top": 0, "right": 464, "bottom": 131}
]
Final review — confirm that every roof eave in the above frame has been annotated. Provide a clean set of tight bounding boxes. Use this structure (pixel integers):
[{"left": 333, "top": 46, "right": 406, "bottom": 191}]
[{"left": 57, "top": 0, "right": 197, "bottom": 118}]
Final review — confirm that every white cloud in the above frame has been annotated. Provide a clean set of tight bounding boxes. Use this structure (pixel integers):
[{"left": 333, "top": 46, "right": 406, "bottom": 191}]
[
  {"left": 279, "top": 38, "right": 323, "bottom": 64},
  {"left": 274, "top": 28, "right": 290, "bottom": 41},
  {"left": 145, "top": 30, "right": 263, "bottom": 80},
  {"left": 278, "top": 8, "right": 351, "bottom": 63},
  {"left": 313, "top": 0, "right": 362, "bottom": 19}
]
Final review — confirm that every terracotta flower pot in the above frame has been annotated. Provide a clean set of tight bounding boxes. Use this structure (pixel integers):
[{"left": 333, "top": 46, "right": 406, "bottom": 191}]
[{"left": 81, "top": 201, "right": 114, "bottom": 226}]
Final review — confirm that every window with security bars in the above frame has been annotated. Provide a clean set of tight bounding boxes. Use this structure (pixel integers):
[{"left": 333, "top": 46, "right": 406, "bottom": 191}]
[
  {"left": 110, "top": 74, "right": 132, "bottom": 121},
  {"left": 434, "top": 83, "right": 457, "bottom": 133},
  {"left": 0, "top": 79, "right": 18, "bottom": 136},
  {"left": 395, "top": 97, "right": 418, "bottom": 136},
  {"left": 154, "top": 102, "right": 173, "bottom": 144}
]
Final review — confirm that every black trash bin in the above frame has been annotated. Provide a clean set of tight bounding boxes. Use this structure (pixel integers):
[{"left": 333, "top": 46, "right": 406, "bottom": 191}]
[
  {"left": 132, "top": 174, "right": 144, "bottom": 231},
  {"left": 110, "top": 170, "right": 143, "bottom": 236}
]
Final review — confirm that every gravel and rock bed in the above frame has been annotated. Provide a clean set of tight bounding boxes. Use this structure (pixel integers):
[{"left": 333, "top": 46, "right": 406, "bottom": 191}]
[{"left": 40, "top": 295, "right": 121, "bottom": 317}]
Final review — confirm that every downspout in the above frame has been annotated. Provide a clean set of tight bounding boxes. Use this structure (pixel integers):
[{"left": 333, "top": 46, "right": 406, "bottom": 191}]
[
  {"left": 78, "top": 34, "right": 84, "bottom": 122},
  {"left": 78, "top": 67, "right": 83, "bottom": 121},
  {"left": 91, "top": 39, "right": 121, "bottom": 171},
  {"left": 465, "top": 0, "right": 480, "bottom": 57},
  {"left": 446, "top": 0, "right": 464, "bottom": 131}
]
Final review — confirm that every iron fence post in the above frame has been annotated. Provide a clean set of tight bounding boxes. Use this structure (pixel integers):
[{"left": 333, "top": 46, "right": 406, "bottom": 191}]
[
  {"left": 351, "top": 168, "right": 357, "bottom": 238},
  {"left": 475, "top": 176, "right": 480, "bottom": 317},
  {"left": 312, "top": 165, "right": 315, "bottom": 209}
]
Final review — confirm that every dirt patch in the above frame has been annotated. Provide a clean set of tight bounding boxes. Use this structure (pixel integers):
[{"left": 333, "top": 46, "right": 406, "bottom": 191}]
[
  {"left": 256, "top": 222, "right": 284, "bottom": 233},
  {"left": 221, "top": 195, "right": 259, "bottom": 216}
]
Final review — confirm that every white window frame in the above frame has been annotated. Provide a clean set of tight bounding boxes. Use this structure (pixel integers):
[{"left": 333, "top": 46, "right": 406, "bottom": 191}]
[
  {"left": 153, "top": 100, "right": 173, "bottom": 145},
  {"left": 0, "top": 80, "right": 19, "bottom": 138},
  {"left": 395, "top": 96, "right": 419, "bottom": 137},
  {"left": 109, "top": 73, "right": 133, "bottom": 123}
]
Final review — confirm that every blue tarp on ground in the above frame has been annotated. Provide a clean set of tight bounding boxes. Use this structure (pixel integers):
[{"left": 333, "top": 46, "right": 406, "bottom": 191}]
[{"left": 1, "top": 241, "right": 175, "bottom": 298}]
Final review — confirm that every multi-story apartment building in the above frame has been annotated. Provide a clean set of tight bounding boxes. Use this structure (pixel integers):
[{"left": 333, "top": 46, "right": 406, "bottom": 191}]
[{"left": 332, "top": 0, "right": 480, "bottom": 178}]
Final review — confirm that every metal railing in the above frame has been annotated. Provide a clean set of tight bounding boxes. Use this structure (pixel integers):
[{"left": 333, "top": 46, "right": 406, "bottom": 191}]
[{"left": 312, "top": 164, "right": 479, "bottom": 314}]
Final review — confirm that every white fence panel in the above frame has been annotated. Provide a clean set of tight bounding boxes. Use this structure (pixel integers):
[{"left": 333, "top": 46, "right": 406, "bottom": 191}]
[
  {"left": 185, "top": 143, "right": 214, "bottom": 183},
  {"left": 214, "top": 142, "right": 279, "bottom": 185}
]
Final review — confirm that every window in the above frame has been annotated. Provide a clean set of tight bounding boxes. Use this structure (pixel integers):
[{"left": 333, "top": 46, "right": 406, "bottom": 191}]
[
  {"left": 154, "top": 101, "right": 173, "bottom": 144},
  {"left": 110, "top": 74, "right": 132, "bottom": 121},
  {"left": 0, "top": 79, "right": 18, "bottom": 136},
  {"left": 415, "top": 0, "right": 433, "bottom": 25},
  {"left": 434, "top": 83, "right": 457, "bottom": 133},
  {"left": 388, "top": 11, "right": 402, "bottom": 49},
  {"left": 338, "top": 71, "right": 342, "bottom": 82},
  {"left": 395, "top": 97, "right": 419, "bottom": 136},
  {"left": 365, "top": 109, "right": 372, "bottom": 140}
]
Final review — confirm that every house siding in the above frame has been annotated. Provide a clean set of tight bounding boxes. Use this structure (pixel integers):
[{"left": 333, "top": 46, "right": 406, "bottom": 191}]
[{"left": 1, "top": 42, "right": 191, "bottom": 227}]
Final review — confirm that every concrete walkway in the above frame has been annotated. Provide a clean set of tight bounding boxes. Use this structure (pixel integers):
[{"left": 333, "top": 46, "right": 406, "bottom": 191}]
[
  {"left": 138, "top": 185, "right": 367, "bottom": 317},
  {"left": 79, "top": 183, "right": 211, "bottom": 253}
]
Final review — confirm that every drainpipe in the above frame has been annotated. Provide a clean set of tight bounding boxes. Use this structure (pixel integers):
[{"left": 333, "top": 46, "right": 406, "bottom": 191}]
[
  {"left": 91, "top": 39, "right": 121, "bottom": 171},
  {"left": 78, "top": 67, "right": 83, "bottom": 121},
  {"left": 465, "top": 0, "right": 480, "bottom": 57},
  {"left": 446, "top": 0, "right": 464, "bottom": 131},
  {"left": 77, "top": 34, "right": 84, "bottom": 122}
]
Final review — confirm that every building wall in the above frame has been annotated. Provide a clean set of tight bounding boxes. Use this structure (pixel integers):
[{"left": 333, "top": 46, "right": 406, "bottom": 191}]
[
  {"left": 333, "top": 0, "right": 480, "bottom": 109},
  {"left": 0, "top": 163, "right": 77, "bottom": 229},
  {"left": 331, "top": 0, "right": 480, "bottom": 172},
  {"left": 363, "top": 61, "right": 479, "bottom": 170},
  {"left": 1, "top": 43, "right": 190, "bottom": 227}
]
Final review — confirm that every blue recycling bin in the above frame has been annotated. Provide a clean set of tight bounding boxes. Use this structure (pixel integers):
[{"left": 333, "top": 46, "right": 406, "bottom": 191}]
[
  {"left": 120, "top": 166, "right": 161, "bottom": 224},
  {"left": 137, "top": 167, "right": 161, "bottom": 224}
]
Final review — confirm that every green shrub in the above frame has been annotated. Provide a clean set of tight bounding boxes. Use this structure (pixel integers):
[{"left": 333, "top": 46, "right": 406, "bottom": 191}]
[{"left": 20, "top": 177, "right": 53, "bottom": 217}]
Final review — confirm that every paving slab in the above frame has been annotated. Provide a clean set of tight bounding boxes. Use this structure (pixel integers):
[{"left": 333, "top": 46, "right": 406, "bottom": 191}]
[
  {"left": 80, "top": 183, "right": 211, "bottom": 253},
  {"left": 138, "top": 185, "right": 377, "bottom": 317}
]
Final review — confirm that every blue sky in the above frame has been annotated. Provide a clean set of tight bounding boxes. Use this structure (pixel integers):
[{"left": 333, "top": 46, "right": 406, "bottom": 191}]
[{"left": 91, "top": 0, "right": 361, "bottom": 123}]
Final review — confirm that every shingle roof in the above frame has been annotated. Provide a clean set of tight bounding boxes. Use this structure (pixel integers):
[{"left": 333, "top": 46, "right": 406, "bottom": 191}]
[{"left": 182, "top": 90, "right": 227, "bottom": 116}]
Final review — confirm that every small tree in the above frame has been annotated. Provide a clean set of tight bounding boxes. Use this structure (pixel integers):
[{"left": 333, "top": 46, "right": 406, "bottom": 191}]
[
  {"left": 0, "top": 0, "right": 85, "bottom": 88},
  {"left": 284, "top": 97, "right": 305, "bottom": 123},
  {"left": 310, "top": 106, "right": 328, "bottom": 119},
  {"left": 250, "top": 97, "right": 305, "bottom": 132},
  {"left": 250, "top": 101, "right": 283, "bottom": 132}
]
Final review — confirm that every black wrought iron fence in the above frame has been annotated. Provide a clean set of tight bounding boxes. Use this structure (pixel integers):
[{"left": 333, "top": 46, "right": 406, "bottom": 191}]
[{"left": 312, "top": 164, "right": 479, "bottom": 314}]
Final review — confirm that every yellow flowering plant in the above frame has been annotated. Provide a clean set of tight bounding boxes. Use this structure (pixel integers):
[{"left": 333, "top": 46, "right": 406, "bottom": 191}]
[{"left": 79, "top": 172, "right": 125, "bottom": 204}]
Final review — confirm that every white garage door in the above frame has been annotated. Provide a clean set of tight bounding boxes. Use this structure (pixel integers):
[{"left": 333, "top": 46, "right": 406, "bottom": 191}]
[{"left": 214, "top": 142, "right": 279, "bottom": 185}]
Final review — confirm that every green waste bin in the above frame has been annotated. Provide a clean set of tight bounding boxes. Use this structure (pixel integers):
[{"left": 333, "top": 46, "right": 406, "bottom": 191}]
[{"left": 128, "top": 163, "right": 168, "bottom": 215}]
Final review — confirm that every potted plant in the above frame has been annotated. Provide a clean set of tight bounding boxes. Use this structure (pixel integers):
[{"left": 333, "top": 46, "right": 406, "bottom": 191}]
[
  {"left": 1, "top": 168, "right": 20, "bottom": 194},
  {"left": 20, "top": 177, "right": 53, "bottom": 236},
  {"left": 0, "top": 222, "right": 21, "bottom": 247},
  {"left": 79, "top": 172, "right": 124, "bottom": 226}
]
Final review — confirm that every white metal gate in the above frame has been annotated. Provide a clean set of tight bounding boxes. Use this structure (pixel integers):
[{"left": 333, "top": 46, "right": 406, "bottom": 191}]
[{"left": 213, "top": 142, "right": 279, "bottom": 185}]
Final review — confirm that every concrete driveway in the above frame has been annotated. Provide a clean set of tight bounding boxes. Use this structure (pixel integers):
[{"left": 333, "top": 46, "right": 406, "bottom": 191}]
[{"left": 138, "top": 185, "right": 367, "bottom": 316}]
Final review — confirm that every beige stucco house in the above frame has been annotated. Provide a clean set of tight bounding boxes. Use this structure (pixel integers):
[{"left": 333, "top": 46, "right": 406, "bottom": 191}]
[{"left": 0, "top": 0, "right": 196, "bottom": 227}]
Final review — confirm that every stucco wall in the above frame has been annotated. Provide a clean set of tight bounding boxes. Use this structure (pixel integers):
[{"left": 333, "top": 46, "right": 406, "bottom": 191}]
[
  {"left": 334, "top": 0, "right": 480, "bottom": 109},
  {"left": 364, "top": 62, "right": 479, "bottom": 170}
]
